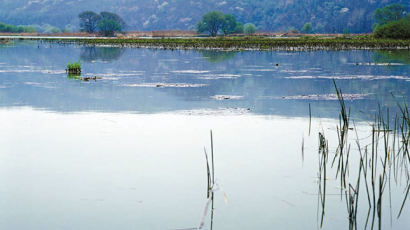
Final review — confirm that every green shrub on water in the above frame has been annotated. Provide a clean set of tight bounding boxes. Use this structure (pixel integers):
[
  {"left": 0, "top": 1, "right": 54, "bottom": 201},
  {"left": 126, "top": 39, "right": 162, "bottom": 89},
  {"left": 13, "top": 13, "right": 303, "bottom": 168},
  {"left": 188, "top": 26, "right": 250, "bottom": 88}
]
[{"left": 66, "top": 61, "right": 81, "bottom": 74}]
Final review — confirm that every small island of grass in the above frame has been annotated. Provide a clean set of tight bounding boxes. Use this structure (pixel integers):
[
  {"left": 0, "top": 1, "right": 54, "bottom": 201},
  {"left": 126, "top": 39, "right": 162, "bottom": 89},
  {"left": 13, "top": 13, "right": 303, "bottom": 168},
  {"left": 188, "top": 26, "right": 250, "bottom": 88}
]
[{"left": 66, "top": 61, "right": 81, "bottom": 74}]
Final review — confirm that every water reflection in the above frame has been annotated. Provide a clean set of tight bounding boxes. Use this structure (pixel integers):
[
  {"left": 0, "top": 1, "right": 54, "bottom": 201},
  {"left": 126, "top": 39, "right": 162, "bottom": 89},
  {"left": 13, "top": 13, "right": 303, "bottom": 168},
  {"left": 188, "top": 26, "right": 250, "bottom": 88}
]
[
  {"left": 80, "top": 46, "right": 125, "bottom": 63},
  {"left": 0, "top": 41, "right": 409, "bottom": 121},
  {"left": 373, "top": 50, "right": 410, "bottom": 65},
  {"left": 199, "top": 50, "right": 237, "bottom": 63}
]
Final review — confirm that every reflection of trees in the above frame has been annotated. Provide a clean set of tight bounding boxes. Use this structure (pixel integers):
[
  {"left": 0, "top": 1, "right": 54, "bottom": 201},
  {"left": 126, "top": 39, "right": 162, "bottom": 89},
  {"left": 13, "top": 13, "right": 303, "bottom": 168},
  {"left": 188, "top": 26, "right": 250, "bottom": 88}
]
[
  {"left": 80, "top": 46, "right": 125, "bottom": 62},
  {"left": 373, "top": 50, "right": 410, "bottom": 64},
  {"left": 199, "top": 50, "right": 237, "bottom": 63}
]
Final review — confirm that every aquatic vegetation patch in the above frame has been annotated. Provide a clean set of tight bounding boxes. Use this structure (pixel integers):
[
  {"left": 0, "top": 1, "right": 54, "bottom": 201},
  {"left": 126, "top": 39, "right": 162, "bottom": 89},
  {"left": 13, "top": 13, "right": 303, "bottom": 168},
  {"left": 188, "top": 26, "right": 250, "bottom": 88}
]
[
  {"left": 211, "top": 95, "right": 244, "bottom": 100},
  {"left": 66, "top": 61, "right": 81, "bottom": 74},
  {"left": 38, "top": 37, "right": 410, "bottom": 51}
]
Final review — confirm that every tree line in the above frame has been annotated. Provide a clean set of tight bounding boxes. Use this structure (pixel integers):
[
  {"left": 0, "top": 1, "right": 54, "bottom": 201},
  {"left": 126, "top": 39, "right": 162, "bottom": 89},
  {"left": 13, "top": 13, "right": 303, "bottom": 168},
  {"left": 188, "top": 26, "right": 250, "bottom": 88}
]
[
  {"left": 0, "top": 22, "right": 36, "bottom": 33},
  {"left": 196, "top": 3, "right": 408, "bottom": 38},
  {"left": 197, "top": 11, "right": 256, "bottom": 36},
  {"left": 79, "top": 11, "right": 126, "bottom": 36}
]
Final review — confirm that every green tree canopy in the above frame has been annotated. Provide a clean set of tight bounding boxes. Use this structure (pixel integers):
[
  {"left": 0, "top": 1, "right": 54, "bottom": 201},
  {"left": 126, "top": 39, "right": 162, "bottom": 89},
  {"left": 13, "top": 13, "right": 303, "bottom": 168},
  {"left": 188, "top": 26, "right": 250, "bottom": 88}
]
[
  {"left": 244, "top": 23, "right": 256, "bottom": 35},
  {"left": 79, "top": 11, "right": 125, "bottom": 35},
  {"left": 197, "top": 11, "right": 225, "bottom": 36},
  {"left": 374, "top": 4, "right": 407, "bottom": 27},
  {"left": 221, "top": 14, "right": 238, "bottom": 35},
  {"left": 0, "top": 22, "right": 36, "bottom": 33},
  {"left": 301, "top": 22, "right": 313, "bottom": 34},
  {"left": 198, "top": 12, "right": 244, "bottom": 36},
  {"left": 97, "top": 19, "right": 122, "bottom": 36},
  {"left": 100, "top": 12, "right": 126, "bottom": 29},
  {"left": 374, "top": 16, "right": 410, "bottom": 39},
  {"left": 79, "top": 11, "right": 101, "bottom": 33}
]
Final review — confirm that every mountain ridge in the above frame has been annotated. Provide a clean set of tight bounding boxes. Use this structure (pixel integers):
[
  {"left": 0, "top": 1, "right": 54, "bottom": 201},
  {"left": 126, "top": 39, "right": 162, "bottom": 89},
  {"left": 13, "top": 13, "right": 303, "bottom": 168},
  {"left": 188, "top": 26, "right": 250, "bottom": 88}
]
[{"left": 0, "top": 0, "right": 408, "bottom": 33}]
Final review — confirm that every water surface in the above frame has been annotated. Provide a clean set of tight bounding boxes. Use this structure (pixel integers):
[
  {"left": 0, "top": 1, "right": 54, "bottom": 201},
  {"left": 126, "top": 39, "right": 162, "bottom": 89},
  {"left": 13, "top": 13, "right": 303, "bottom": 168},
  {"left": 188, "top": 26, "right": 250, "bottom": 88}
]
[{"left": 0, "top": 41, "right": 409, "bottom": 229}]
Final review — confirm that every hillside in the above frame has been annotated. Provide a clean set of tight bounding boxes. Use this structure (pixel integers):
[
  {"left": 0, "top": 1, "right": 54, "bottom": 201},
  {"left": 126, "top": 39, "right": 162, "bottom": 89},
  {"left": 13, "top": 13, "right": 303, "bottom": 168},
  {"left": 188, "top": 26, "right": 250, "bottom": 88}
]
[{"left": 0, "top": 0, "right": 408, "bottom": 33}]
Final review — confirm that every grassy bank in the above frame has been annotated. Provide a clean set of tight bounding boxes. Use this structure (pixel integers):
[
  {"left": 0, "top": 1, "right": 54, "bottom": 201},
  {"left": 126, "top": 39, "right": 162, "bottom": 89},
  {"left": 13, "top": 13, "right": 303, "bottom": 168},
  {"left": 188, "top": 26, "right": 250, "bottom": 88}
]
[{"left": 35, "top": 36, "right": 410, "bottom": 50}]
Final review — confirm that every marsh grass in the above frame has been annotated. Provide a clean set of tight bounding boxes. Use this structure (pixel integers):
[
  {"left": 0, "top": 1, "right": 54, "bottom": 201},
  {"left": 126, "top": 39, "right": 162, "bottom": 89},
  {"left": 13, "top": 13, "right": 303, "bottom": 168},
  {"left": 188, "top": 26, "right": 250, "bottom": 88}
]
[
  {"left": 39, "top": 37, "right": 410, "bottom": 51},
  {"left": 314, "top": 82, "right": 410, "bottom": 229}
]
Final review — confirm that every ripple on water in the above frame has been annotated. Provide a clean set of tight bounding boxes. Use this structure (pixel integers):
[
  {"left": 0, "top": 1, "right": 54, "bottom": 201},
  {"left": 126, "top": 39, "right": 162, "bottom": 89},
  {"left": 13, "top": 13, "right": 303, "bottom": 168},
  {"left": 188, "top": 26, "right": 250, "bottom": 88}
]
[
  {"left": 285, "top": 75, "right": 409, "bottom": 81},
  {"left": 122, "top": 83, "right": 208, "bottom": 88},
  {"left": 275, "top": 93, "right": 369, "bottom": 101},
  {"left": 0, "top": 69, "right": 65, "bottom": 74},
  {"left": 170, "top": 70, "right": 210, "bottom": 74},
  {"left": 349, "top": 62, "right": 405, "bottom": 66},
  {"left": 172, "top": 107, "right": 250, "bottom": 116},
  {"left": 201, "top": 74, "right": 241, "bottom": 79}
]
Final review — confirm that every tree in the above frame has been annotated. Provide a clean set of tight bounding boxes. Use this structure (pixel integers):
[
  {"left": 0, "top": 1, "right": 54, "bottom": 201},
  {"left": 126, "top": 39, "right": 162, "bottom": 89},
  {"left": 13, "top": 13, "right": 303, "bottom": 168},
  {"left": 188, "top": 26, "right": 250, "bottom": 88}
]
[
  {"left": 374, "top": 4, "right": 406, "bottom": 27},
  {"left": 244, "top": 23, "right": 256, "bottom": 35},
  {"left": 197, "top": 11, "right": 225, "bottom": 36},
  {"left": 97, "top": 19, "right": 122, "bottom": 36},
  {"left": 79, "top": 11, "right": 101, "bottom": 33},
  {"left": 100, "top": 12, "right": 126, "bottom": 29},
  {"left": 221, "top": 14, "right": 238, "bottom": 35},
  {"left": 235, "top": 22, "right": 244, "bottom": 34},
  {"left": 301, "top": 22, "right": 312, "bottom": 34},
  {"left": 374, "top": 16, "right": 410, "bottom": 39}
]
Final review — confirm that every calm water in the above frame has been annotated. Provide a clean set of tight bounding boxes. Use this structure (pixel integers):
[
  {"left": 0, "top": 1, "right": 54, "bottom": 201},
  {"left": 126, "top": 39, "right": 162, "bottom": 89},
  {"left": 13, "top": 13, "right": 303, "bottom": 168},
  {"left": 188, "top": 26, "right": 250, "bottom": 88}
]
[{"left": 0, "top": 40, "right": 409, "bottom": 229}]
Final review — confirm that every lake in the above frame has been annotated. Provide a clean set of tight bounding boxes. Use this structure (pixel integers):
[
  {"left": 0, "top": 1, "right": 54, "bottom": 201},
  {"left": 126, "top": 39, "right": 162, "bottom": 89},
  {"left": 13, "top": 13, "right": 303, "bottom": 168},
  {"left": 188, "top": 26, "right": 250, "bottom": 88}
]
[{"left": 0, "top": 40, "right": 409, "bottom": 229}]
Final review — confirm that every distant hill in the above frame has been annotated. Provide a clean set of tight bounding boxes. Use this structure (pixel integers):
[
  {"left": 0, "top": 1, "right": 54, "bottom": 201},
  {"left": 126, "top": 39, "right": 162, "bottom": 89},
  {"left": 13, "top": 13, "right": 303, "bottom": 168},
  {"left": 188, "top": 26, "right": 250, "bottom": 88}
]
[{"left": 0, "top": 0, "right": 408, "bottom": 33}]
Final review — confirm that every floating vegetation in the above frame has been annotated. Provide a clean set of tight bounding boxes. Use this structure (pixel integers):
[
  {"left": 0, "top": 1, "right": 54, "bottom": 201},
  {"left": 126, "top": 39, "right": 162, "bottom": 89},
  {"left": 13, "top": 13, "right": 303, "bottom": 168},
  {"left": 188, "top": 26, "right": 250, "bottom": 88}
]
[
  {"left": 66, "top": 61, "right": 81, "bottom": 74},
  {"left": 312, "top": 81, "right": 410, "bottom": 229},
  {"left": 82, "top": 76, "right": 102, "bottom": 81},
  {"left": 122, "top": 83, "right": 208, "bottom": 88},
  {"left": 211, "top": 95, "right": 244, "bottom": 100},
  {"left": 38, "top": 37, "right": 410, "bottom": 51}
]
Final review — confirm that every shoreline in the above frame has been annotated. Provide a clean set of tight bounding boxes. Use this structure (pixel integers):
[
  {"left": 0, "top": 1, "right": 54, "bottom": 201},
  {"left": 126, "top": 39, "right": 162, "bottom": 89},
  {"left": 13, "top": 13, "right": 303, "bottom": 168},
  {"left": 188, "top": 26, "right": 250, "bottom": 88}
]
[{"left": 2, "top": 35, "right": 409, "bottom": 51}]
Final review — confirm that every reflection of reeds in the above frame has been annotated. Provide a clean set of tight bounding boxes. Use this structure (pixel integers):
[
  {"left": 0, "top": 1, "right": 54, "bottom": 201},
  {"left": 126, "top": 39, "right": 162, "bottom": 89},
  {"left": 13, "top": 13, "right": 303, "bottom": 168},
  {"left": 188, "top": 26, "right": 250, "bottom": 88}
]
[
  {"left": 318, "top": 132, "right": 328, "bottom": 228},
  {"left": 314, "top": 81, "right": 410, "bottom": 229},
  {"left": 48, "top": 37, "right": 410, "bottom": 51}
]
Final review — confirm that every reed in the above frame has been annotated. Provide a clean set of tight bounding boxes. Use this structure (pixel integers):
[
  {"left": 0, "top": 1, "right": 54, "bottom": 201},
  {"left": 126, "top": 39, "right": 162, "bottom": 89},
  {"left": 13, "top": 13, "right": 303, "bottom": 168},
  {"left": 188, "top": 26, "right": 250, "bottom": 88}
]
[{"left": 313, "top": 81, "right": 410, "bottom": 229}]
